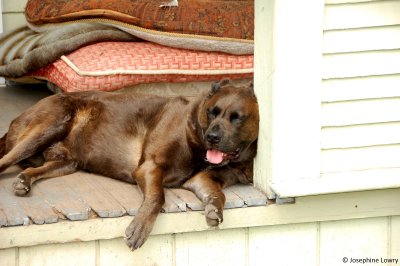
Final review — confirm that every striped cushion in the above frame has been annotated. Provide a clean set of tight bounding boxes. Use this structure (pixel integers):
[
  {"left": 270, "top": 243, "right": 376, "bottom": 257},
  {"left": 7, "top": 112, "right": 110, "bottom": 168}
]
[{"left": 31, "top": 42, "right": 253, "bottom": 92}]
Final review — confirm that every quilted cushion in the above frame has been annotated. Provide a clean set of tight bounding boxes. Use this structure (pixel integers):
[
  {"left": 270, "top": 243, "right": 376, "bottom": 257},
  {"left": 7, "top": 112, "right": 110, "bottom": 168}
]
[
  {"left": 31, "top": 42, "right": 253, "bottom": 92},
  {"left": 25, "top": 0, "right": 254, "bottom": 41}
]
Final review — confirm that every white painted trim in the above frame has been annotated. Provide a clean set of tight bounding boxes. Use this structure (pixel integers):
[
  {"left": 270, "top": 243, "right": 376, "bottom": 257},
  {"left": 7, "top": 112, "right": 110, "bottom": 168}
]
[
  {"left": 253, "top": 0, "right": 274, "bottom": 196},
  {"left": 1, "top": 187, "right": 399, "bottom": 249},
  {"left": 254, "top": 0, "right": 324, "bottom": 198}
]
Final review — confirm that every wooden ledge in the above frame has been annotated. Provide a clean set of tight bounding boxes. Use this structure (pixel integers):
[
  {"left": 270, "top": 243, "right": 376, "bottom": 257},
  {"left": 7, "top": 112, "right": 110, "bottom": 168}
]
[
  {"left": 1, "top": 187, "right": 400, "bottom": 249},
  {"left": 0, "top": 168, "right": 267, "bottom": 227}
]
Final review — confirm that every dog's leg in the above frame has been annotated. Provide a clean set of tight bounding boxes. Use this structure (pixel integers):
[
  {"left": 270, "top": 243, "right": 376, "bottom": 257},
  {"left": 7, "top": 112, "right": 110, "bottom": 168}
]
[
  {"left": 125, "top": 160, "right": 165, "bottom": 251},
  {"left": 13, "top": 142, "right": 77, "bottom": 196},
  {"left": 183, "top": 171, "right": 226, "bottom": 227},
  {"left": 0, "top": 122, "right": 69, "bottom": 173},
  {"left": 13, "top": 160, "right": 77, "bottom": 196},
  {"left": 0, "top": 133, "right": 6, "bottom": 159}
]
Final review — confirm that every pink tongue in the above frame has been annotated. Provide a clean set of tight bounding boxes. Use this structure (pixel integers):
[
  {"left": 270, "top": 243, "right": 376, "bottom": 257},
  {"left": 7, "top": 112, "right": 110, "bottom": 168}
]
[{"left": 206, "top": 149, "right": 225, "bottom": 164}]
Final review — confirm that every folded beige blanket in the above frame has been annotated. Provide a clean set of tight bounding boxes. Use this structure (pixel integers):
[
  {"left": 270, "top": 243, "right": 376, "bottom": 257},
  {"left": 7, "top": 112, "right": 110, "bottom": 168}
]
[{"left": 0, "top": 23, "right": 137, "bottom": 78}]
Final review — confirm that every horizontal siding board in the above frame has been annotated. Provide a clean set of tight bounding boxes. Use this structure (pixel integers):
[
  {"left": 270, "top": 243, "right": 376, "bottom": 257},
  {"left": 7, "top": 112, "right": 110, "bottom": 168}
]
[
  {"left": 19, "top": 241, "right": 96, "bottom": 266},
  {"left": 325, "top": 0, "right": 377, "bottom": 4},
  {"left": 321, "top": 97, "right": 400, "bottom": 127},
  {"left": 175, "top": 229, "right": 246, "bottom": 266},
  {"left": 323, "top": 49, "right": 400, "bottom": 79},
  {"left": 324, "top": 0, "right": 400, "bottom": 30},
  {"left": 323, "top": 25, "right": 400, "bottom": 54},
  {"left": 249, "top": 223, "right": 318, "bottom": 266},
  {"left": 392, "top": 216, "right": 400, "bottom": 257},
  {"left": 3, "top": 1, "right": 26, "bottom": 13},
  {"left": 2, "top": 14, "right": 26, "bottom": 35},
  {"left": 322, "top": 122, "right": 400, "bottom": 149},
  {"left": 273, "top": 169, "right": 400, "bottom": 197},
  {"left": 320, "top": 218, "right": 389, "bottom": 265},
  {"left": 100, "top": 236, "right": 174, "bottom": 266},
  {"left": 322, "top": 74, "right": 400, "bottom": 102},
  {"left": 321, "top": 144, "right": 400, "bottom": 173},
  {"left": 0, "top": 248, "right": 16, "bottom": 266}
]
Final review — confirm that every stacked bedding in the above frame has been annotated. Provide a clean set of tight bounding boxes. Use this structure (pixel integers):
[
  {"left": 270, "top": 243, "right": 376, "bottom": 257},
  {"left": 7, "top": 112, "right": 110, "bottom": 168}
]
[{"left": 0, "top": 0, "right": 254, "bottom": 93}]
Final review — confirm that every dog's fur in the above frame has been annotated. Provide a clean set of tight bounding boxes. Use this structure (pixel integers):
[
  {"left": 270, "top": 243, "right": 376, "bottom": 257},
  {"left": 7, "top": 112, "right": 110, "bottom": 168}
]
[{"left": 0, "top": 79, "right": 259, "bottom": 250}]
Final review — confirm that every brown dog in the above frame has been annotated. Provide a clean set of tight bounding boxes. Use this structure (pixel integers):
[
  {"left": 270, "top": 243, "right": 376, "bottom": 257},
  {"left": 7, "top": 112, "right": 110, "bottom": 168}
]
[{"left": 0, "top": 79, "right": 259, "bottom": 250}]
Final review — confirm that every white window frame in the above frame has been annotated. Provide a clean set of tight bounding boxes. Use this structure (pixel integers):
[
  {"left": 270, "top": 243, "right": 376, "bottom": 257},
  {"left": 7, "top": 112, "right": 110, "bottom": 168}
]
[{"left": 253, "top": 0, "right": 400, "bottom": 198}]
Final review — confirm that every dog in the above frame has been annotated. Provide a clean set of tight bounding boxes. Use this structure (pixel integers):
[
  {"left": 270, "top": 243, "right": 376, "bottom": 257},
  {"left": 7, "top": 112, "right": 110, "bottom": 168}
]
[{"left": 0, "top": 79, "right": 259, "bottom": 250}]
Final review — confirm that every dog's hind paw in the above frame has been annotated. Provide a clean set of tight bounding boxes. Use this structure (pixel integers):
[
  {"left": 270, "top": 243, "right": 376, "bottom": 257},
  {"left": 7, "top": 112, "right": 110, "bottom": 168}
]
[
  {"left": 13, "top": 173, "right": 31, "bottom": 196},
  {"left": 205, "top": 203, "right": 223, "bottom": 227}
]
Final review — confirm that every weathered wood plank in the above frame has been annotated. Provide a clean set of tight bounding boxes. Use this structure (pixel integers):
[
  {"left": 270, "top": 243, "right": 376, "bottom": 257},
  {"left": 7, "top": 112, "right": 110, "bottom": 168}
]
[
  {"left": 226, "top": 184, "right": 267, "bottom": 207},
  {"left": 95, "top": 175, "right": 143, "bottom": 216},
  {"left": 163, "top": 189, "right": 186, "bottom": 213},
  {"left": 0, "top": 208, "right": 8, "bottom": 227},
  {"left": 1, "top": 172, "right": 59, "bottom": 225},
  {"left": 34, "top": 176, "right": 90, "bottom": 221},
  {"left": 222, "top": 188, "right": 245, "bottom": 209},
  {"left": 170, "top": 188, "right": 204, "bottom": 211},
  {"left": 0, "top": 184, "right": 30, "bottom": 226},
  {"left": 324, "top": 1, "right": 400, "bottom": 30},
  {"left": 63, "top": 172, "right": 127, "bottom": 218},
  {"left": 2, "top": 188, "right": 400, "bottom": 249}
]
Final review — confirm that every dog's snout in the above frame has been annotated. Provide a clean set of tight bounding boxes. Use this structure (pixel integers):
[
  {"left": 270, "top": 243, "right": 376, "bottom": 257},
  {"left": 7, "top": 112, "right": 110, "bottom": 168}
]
[{"left": 207, "top": 131, "right": 221, "bottom": 144}]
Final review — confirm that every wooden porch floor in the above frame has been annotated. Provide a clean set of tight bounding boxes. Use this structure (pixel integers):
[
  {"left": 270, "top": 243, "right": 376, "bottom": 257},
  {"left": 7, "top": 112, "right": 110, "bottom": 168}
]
[{"left": 0, "top": 84, "right": 267, "bottom": 227}]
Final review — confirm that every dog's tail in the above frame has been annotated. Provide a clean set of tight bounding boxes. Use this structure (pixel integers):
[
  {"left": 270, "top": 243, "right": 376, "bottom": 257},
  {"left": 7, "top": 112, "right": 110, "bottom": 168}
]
[{"left": 0, "top": 133, "right": 6, "bottom": 159}]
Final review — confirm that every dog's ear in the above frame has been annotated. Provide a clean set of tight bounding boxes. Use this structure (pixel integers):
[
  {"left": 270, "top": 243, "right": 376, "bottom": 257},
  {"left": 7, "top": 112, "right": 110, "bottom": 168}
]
[
  {"left": 210, "top": 79, "right": 231, "bottom": 96},
  {"left": 210, "top": 82, "right": 220, "bottom": 95},
  {"left": 245, "top": 81, "right": 256, "bottom": 98},
  {"left": 249, "top": 81, "right": 254, "bottom": 91}
]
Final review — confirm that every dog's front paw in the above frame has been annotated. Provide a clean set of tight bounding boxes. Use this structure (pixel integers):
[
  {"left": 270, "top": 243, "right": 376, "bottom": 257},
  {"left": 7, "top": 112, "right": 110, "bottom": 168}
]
[
  {"left": 205, "top": 203, "right": 223, "bottom": 227},
  {"left": 13, "top": 173, "right": 31, "bottom": 196},
  {"left": 124, "top": 217, "right": 153, "bottom": 251}
]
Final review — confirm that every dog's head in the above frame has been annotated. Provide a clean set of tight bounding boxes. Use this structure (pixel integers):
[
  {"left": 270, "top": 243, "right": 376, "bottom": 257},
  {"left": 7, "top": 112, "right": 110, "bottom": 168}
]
[{"left": 198, "top": 79, "right": 259, "bottom": 166}]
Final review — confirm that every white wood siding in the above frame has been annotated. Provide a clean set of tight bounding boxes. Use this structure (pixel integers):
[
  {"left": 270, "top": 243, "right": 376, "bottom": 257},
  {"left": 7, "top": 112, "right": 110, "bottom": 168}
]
[
  {"left": 266, "top": 0, "right": 400, "bottom": 197},
  {"left": 1, "top": 0, "right": 26, "bottom": 36},
  {"left": 321, "top": 0, "right": 400, "bottom": 188},
  {"left": 1, "top": 216, "right": 399, "bottom": 266}
]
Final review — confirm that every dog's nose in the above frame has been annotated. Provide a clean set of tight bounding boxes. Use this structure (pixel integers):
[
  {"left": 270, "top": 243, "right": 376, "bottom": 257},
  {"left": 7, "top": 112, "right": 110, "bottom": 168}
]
[{"left": 207, "top": 131, "right": 221, "bottom": 144}]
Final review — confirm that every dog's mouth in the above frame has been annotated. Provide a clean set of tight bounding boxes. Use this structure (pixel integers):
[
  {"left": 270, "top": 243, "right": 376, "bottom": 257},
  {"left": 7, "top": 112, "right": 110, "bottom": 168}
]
[{"left": 205, "top": 148, "right": 240, "bottom": 165}]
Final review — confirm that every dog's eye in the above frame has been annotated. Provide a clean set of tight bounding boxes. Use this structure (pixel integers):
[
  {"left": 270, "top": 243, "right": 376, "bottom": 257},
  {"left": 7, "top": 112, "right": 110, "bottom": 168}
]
[
  {"left": 208, "top": 106, "right": 221, "bottom": 119},
  {"left": 230, "top": 112, "right": 242, "bottom": 123}
]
